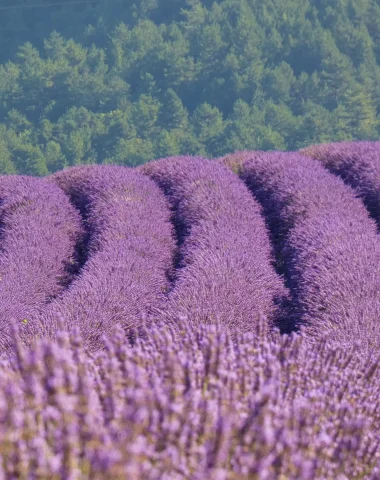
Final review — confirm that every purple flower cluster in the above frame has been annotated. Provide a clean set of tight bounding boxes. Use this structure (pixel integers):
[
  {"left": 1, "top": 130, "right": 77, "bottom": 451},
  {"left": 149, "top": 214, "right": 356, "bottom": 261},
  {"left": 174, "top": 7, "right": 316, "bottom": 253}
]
[
  {"left": 0, "top": 175, "right": 84, "bottom": 353},
  {"left": 219, "top": 151, "right": 380, "bottom": 350},
  {"left": 0, "top": 316, "right": 379, "bottom": 478},
  {"left": 300, "top": 141, "right": 380, "bottom": 225},
  {"left": 20, "top": 165, "right": 176, "bottom": 353},
  {"left": 139, "top": 156, "right": 290, "bottom": 338}
]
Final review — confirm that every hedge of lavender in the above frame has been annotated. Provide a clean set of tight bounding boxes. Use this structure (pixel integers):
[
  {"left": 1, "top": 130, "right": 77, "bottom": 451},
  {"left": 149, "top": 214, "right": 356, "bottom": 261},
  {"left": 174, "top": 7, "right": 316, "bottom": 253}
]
[
  {"left": 0, "top": 175, "right": 85, "bottom": 354},
  {"left": 0, "top": 148, "right": 380, "bottom": 477},
  {"left": 218, "top": 150, "right": 380, "bottom": 351},
  {"left": 299, "top": 141, "right": 380, "bottom": 226},
  {"left": 139, "top": 156, "right": 290, "bottom": 338},
  {"left": 19, "top": 165, "right": 176, "bottom": 353}
]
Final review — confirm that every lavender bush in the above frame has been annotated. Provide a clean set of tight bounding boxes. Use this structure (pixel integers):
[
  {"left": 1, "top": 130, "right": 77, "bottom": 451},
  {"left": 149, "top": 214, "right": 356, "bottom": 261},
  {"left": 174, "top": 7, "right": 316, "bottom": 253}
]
[
  {"left": 0, "top": 175, "right": 84, "bottom": 353},
  {"left": 219, "top": 151, "right": 380, "bottom": 351},
  {"left": 299, "top": 141, "right": 380, "bottom": 226},
  {"left": 20, "top": 165, "right": 176, "bottom": 354},
  {"left": 139, "top": 156, "right": 290, "bottom": 338}
]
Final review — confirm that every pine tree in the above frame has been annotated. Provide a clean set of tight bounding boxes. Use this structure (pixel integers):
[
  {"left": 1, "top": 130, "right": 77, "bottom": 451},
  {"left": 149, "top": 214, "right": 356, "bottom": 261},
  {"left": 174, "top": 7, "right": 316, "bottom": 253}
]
[
  {"left": 190, "top": 102, "right": 226, "bottom": 156},
  {"left": 0, "top": 136, "right": 16, "bottom": 175},
  {"left": 340, "top": 82, "right": 379, "bottom": 139},
  {"left": 160, "top": 89, "right": 188, "bottom": 131},
  {"left": 320, "top": 33, "right": 355, "bottom": 109},
  {"left": 155, "top": 129, "right": 180, "bottom": 158},
  {"left": 223, "top": 99, "right": 257, "bottom": 153}
]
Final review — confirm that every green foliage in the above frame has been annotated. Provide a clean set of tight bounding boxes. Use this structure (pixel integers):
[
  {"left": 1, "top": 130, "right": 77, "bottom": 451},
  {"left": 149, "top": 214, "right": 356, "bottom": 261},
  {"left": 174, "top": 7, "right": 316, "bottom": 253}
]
[
  {"left": 0, "top": 137, "right": 16, "bottom": 175},
  {"left": 0, "top": 0, "right": 380, "bottom": 174}
]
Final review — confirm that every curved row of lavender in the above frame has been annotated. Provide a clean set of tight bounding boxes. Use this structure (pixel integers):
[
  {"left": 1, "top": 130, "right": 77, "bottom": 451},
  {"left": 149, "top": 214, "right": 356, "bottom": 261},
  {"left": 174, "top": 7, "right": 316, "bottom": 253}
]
[
  {"left": 20, "top": 165, "right": 176, "bottom": 354},
  {"left": 138, "top": 156, "right": 290, "bottom": 338},
  {"left": 299, "top": 141, "right": 380, "bottom": 226},
  {"left": 219, "top": 151, "right": 380, "bottom": 350},
  {"left": 1, "top": 316, "right": 379, "bottom": 479},
  {"left": 0, "top": 175, "right": 85, "bottom": 353}
]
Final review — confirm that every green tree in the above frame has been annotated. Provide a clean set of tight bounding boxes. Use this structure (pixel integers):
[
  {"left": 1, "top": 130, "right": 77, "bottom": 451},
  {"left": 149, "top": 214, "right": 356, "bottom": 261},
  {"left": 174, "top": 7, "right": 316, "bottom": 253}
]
[
  {"left": 55, "top": 106, "right": 105, "bottom": 166},
  {"left": 190, "top": 102, "right": 226, "bottom": 156},
  {"left": 330, "top": 104, "right": 354, "bottom": 141},
  {"left": 319, "top": 34, "right": 356, "bottom": 109},
  {"left": 255, "top": 125, "right": 286, "bottom": 151},
  {"left": 5, "top": 110, "right": 33, "bottom": 135},
  {"left": 179, "top": 131, "right": 204, "bottom": 156},
  {"left": 155, "top": 129, "right": 180, "bottom": 158},
  {"left": 340, "top": 82, "right": 379, "bottom": 139},
  {"left": 180, "top": 0, "right": 207, "bottom": 34},
  {"left": 12, "top": 144, "right": 48, "bottom": 176},
  {"left": 0, "top": 135, "right": 16, "bottom": 175},
  {"left": 111, "top": 137, "right": 155, "bottom": 166},
  {"left": 366, "top": 2, "right": 380, "bottom": 64},
  {"left": 296, "top": 101, "right": 334, "bottom": 148},
  {"left": 132, "top": 94, "right": 161, "bottom": 139},
  {"left": 263, "top": 101, "right": 302, "bottom": 150},
  {"left": 262, "top": 62, "right": 295, "bottom": 104},
  {"left": 223, "top": 99, "right": 257, "bottom": 153},
  {"left": 160, "top": 89, "right": 188, "bottom": 131},
  {"left": 44, "top": 141, "right": 67, "bottom": 173}
]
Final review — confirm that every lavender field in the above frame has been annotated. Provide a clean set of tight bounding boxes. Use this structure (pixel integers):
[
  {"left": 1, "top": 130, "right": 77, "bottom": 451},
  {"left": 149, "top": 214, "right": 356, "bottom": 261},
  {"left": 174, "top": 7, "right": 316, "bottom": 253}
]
[{"left": 1, "top": 142, "right": 380, "bottom": 479}]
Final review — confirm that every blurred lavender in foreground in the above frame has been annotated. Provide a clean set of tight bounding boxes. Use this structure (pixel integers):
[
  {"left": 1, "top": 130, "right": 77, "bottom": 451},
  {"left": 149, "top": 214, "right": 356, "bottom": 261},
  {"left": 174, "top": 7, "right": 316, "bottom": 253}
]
[{"left": 0, "top": 315, "right": 379, "bottom": 479}]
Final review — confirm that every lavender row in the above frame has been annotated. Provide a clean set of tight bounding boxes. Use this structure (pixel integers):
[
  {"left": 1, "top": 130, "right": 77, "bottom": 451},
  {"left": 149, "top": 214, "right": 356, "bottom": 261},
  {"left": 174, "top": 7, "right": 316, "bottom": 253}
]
[
  {"left": 0, "top": 175, "right": 85, "bottom": 353},
  {"left": 139, "top": 156, "right": 290, "bottom": 338},
  {"left": 219, "top": 151, "right": 380, "bottom": 350},
  {"left": 1, "top": 315, "right": 379, "bottom": 479},
  {"left": 20, "top": 165, "right": 176, "bottom": 354},
  {"left": 300, "top": 141, "right": 380, "bottom": 226}
]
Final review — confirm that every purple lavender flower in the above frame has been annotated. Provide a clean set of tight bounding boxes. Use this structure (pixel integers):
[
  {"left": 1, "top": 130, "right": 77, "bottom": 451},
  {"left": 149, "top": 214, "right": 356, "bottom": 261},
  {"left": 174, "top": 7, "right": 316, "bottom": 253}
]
[{"left": 139, "top": 156, "right": 290, "bottom": 338}]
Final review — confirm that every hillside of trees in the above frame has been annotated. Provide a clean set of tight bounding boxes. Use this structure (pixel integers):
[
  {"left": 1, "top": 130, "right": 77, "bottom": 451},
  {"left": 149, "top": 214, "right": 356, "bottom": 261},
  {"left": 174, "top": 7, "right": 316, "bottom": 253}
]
[{"left": 0, "top": 0, "right": 380, "bottom": 175}]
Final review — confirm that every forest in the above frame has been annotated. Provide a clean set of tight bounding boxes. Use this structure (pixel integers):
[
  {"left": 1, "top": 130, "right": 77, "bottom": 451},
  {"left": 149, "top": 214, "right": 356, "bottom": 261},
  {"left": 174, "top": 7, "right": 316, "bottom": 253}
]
[{"left": 0, "top": 0, "right": 379, "bottom": 175}]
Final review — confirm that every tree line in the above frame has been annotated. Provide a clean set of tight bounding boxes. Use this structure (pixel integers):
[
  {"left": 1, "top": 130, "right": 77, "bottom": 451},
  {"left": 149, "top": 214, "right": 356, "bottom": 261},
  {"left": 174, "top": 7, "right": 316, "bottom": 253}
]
[{"left": 0, "top": 0, "right": 379, "bottom": 175}]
